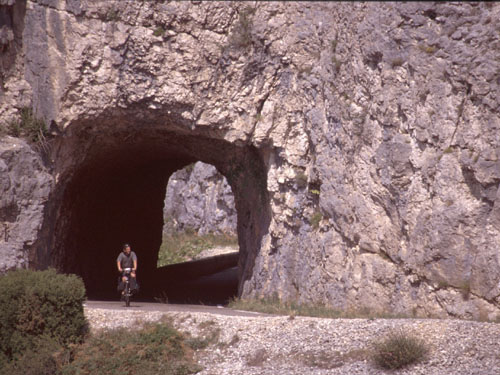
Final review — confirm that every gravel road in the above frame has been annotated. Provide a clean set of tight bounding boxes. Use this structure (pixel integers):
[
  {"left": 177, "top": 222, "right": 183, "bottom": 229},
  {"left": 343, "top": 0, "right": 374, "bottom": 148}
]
[{"left": 84, "top": 301, "right": 500, "bottom": 375}]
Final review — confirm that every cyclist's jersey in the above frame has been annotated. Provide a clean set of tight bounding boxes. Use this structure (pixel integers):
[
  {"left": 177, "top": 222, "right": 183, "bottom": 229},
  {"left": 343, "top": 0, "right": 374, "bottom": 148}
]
[{"left": 117, "top": 251, "right": 137, "bottom": 270}]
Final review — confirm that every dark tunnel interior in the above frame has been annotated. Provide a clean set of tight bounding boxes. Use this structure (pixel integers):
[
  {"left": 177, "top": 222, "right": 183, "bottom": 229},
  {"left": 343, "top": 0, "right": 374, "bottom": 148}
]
[{"left": 38, "top": 126, "right": 271, "bottom": 304}]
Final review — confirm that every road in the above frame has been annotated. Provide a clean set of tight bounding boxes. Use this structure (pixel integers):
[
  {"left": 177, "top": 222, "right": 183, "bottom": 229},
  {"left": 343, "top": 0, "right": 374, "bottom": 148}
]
[{"left": 84, "top": 300, "right": 268, "bottom": 317}]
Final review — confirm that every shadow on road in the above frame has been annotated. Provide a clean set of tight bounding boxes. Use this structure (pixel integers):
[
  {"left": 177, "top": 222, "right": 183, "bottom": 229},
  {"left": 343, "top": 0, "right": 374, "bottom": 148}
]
[{"left": 88, "top": 265, "right": 238, "bottom": 306}]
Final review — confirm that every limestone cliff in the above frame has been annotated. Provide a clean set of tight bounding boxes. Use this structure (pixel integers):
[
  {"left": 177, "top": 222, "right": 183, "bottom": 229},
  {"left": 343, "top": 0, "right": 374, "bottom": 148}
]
[
  {"left": 163, "top": 162, "right": 236, "bottom": 236},
  {"left": 1, "top": 1, "right": 500, "bottom": 318}
]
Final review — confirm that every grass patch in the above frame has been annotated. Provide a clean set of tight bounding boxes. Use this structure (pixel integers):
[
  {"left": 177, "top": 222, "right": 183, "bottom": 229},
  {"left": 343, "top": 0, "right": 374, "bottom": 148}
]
[
  {"left": 157, "top": 229, "right": 238, "bottom": 267},
  {"left": 372, "top": 329, "right": 429, "bottom": 369},
  {"left": 228, "top": 297, "right": 412, "bottom": 320},
  {"left": 229, "top": 298, "right": 342, "bottom": 318},
  {"left": 63, "top": 318, "right": 201, "bottom": 375},
  {"left": 5, "top": 107, "right": 50, "bottom": 148}
]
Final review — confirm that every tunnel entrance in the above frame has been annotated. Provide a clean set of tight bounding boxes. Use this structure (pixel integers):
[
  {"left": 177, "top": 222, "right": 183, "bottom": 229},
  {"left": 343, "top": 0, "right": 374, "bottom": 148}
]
[
  {"left": 156, "top": 162, "right": 240, "bottom": 304},
  {"left": 35, "top": 122, "right": 270, "bottom": 303}
]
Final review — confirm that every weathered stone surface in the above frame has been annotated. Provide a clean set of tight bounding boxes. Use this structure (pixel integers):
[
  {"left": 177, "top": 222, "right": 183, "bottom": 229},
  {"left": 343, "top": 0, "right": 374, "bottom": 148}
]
[
  {"left": 0, "top": 1, "right": 500, "bottom": 318},
  {"left": 0, "top": 136, "right": 52, "bottom": 272},
  {"left": 163, "top": 162, "right": 236, "bottom": 236}
]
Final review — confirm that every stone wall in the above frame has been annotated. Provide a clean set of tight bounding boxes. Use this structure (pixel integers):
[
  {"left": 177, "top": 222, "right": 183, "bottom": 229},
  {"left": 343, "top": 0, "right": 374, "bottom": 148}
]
[{"left": 0, "top": 1, "right": 499, "bottom": 317}]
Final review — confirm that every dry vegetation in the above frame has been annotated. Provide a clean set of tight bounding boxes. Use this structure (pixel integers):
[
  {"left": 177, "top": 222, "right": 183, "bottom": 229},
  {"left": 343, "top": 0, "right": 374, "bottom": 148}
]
[{"left": 157, "top": 230, "right": 238, "bottom": 267}]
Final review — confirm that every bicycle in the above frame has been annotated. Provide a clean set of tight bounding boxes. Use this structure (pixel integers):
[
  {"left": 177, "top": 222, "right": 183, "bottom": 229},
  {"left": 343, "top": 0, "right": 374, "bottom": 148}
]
[{"left": 121, "top": 268, "right": 133, "bottom": 307}]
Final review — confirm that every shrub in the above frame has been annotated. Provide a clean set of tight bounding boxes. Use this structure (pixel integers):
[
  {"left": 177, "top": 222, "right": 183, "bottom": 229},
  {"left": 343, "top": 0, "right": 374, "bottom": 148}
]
[
  {"left": 0, "top": 269, "right": 88, "bottom": 365},
  {"left": 372, "top": 329, "right": 429, "bottom": 369},
  {"left": 62, "top": 319, "right": 201, "bottom": 375},
  {"left": 1, "top": 336, "right": 69, "bottom": 375}
]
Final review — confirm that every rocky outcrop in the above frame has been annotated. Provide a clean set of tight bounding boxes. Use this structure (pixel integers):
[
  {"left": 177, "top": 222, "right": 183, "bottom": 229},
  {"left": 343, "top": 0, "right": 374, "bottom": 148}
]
[
  {"left": 0, "top": 0, "right": 31, "bottom": 122},
  {"left": 0, "top": 137, "right": 52, "bottom": 272},
  {"left": 1, "top": 1, "right": 500, "bottom": 318},
  {"left": 163, "top": 162, "right": 236, "bottom": 236}
]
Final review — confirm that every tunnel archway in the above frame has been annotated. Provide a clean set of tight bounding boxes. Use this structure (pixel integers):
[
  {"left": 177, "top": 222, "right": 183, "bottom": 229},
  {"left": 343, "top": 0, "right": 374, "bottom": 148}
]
[{"left": 34, "top": 118, "right": 271, "bottom": 301}]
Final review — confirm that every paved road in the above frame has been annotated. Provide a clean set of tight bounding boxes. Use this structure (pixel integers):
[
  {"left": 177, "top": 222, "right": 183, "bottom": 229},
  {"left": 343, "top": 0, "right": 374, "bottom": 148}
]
[{"left": 84, "top": 300, "right": 268, "bottom": 318}]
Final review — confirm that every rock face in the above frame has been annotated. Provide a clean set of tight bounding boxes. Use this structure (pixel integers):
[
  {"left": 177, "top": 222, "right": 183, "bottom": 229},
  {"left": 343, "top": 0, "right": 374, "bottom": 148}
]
[
  {"left": 0, "top": 137, "right": 52, "bottom": 272},
  {"left": 163, "top": 162, "right": 236, "bottom": 236},
  {"left": 1, "top": 1, "right": 500, "bottom": 318}
]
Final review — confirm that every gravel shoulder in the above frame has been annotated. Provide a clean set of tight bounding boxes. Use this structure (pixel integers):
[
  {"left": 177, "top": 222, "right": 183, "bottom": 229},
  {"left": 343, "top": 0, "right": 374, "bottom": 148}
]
[{"left": 84, "top": 303, "right": 500, "bottom": 375}]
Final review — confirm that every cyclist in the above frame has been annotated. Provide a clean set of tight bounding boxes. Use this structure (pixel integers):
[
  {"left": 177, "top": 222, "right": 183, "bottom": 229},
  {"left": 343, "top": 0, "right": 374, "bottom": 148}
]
[{"left": 117, "top": 243, "right": 139, "bottom": 295}]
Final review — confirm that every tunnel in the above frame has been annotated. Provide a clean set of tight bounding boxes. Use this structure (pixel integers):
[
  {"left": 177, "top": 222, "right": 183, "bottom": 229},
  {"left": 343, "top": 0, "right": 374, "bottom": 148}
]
[{"left": 32, "top": 117, "right": 271, "bottom": 303}]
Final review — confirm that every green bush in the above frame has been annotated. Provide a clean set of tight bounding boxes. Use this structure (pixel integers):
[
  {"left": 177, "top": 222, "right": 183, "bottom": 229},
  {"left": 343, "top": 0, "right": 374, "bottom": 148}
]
[
  {"left": 0, "top": 269, "right": 88, "bottom": 365},
  {"left": 372, "top": 329, "right": 429, "bottom": 369},
  {"left": 1, "top": 336, "right": 69, "bottom": 375},
  {"left": 62, "top": 319, "right": 201, "bottom": 375}
]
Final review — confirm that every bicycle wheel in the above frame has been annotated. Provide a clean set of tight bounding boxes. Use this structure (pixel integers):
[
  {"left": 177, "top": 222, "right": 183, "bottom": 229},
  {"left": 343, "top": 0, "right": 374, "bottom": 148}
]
[{"left": 125, "top": 282, "right": 130, "bottom": 307}]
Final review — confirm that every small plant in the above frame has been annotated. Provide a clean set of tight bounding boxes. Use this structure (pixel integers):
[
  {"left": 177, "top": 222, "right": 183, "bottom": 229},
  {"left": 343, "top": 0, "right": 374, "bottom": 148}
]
[
  {"left": 309, "top": 189, "right": 320, "bottom": 195},
  {"left": 391, "top": 57, "right": 404, "bottom": 67},
  {"left": 378, "top": 251, "right": 392, "bottom": 262},
  {"left": 229, "top": 6, "right": 256, "bottom": 48},
  {"left": 105, "top": 7, "right": 120, "bottom": 22},
  {"left": 246, "top": 348, "right": 268, "bottom": 367},
  {"left": 372, "top": 329, "right": 429, "bottom": 369},
  {"left": 436, "top": 278, "right": 450, "bottom": 289},
  {"left": 330, "top": 38, "right": 338, "bottom": 53},
  {"left": 295, "top": 171, "right": 308, "bottom": 188},
  {"left": 418, "top": 43, "right": 437, "bottom": 54},
  {"left": 228, "top": 334, "right": 240, "bottom": 346},
  {"left": 153, "top": 26, "right": 165, "bottom": 37},
  {"left": 459, "top": 280, "right": 471, "bottom": 300},
  {"left": 7, "top": 107, "right": 50, "bottom": 147},
  {"left": 183, "top": 162, "right": 196, "bottom": 173},
  {"left": 443, "top": 146, "right": 454, "bottom": 154},
  {"left": 310, "top": 211, "right": 323, "bottom": 230},
  {"left": 331, "top": 55, "right": 342, "bottom": 72}
]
